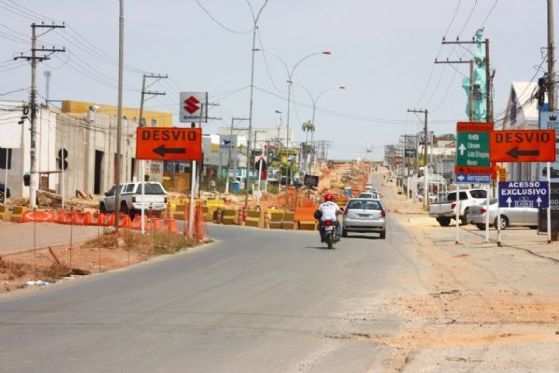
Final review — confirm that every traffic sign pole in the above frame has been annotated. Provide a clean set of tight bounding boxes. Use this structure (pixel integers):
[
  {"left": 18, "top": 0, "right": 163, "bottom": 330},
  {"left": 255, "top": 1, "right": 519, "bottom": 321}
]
[
  {"left": 497, "top": 171, "right": 502, "bottom": 247},
  {"left": 140, "top": 166, "right": 145, "bottom": 235},
  {"left": 547, "top": 162, "right": 552, "bottom": 243},
  {"left": 455, "top": 184, "right": 460, "bottom": 245},
  {"left": 485, "top": 184, "right": 490, "bottom": 242}
]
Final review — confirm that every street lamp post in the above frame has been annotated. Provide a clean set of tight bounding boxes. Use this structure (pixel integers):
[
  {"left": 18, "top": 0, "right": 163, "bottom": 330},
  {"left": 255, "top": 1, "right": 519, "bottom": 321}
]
[
  {"left": 300, "top": 85, "right": 345, "bottom": 172},
  {"left": 245, "top": 0, "right": 270, "bottom": 209},
  {"left": 284, "top": 51, "right": 332, "bottom": 152}
]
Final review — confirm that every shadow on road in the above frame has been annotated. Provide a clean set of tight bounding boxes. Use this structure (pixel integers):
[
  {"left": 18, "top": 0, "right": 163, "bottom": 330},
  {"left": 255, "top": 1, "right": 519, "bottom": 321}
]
[{"left": 344, "top": 234, "right": 382, "bottom": 240}]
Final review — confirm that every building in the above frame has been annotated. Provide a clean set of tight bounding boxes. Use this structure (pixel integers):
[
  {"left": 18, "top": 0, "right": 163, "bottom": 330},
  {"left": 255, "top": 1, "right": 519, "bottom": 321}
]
[
  {"left": 61, "top": 100, "right": 173, "bottom": 127},
  {"left": 0, "top": 101, "right": 56, "bottom": 199}
]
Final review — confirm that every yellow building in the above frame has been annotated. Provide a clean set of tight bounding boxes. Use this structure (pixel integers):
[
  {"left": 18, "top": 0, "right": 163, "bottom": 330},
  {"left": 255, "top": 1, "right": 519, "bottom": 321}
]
[{"left": 61, "top": 100, "right": 173, "bottom": 127}]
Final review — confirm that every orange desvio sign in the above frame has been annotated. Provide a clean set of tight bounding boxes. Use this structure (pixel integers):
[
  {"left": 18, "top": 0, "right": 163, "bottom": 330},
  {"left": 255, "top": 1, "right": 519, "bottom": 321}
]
[
  {"left": 490, "top": 129, "right": 556, "bottom": 163},
  {"left": 136, "top": 127, "right": 202, "bottom": 161}
]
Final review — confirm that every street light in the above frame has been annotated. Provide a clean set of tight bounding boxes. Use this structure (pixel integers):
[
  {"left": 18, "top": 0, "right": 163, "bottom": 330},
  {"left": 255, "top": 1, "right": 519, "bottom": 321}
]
[
  {"left": 283, "top": 51, "right": 332, "bottom": 151},
  {"left": 245, "top": 0, "right": 270, "bottom": 209},
  {"left": 299, "top": 85, "right": 345, "bottom": 173}
]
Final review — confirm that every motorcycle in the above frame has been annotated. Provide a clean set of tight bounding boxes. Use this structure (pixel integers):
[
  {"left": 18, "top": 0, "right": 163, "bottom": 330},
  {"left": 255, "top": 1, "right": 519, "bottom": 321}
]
[{"left": 322, "top": 219, "right": 338, "bottom": 250}]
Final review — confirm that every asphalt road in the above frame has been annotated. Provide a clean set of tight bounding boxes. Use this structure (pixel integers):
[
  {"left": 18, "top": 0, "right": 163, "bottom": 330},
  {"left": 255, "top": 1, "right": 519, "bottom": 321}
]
[{"left": 0, "top": 206, "right": 424, "bottom": 372}]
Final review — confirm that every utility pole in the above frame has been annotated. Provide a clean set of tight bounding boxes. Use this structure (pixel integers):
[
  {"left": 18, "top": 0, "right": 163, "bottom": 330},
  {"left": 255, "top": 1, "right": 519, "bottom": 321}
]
[
  {"left": 441, "top": 36, "right": 493, "bottom": 123},
  {"left": 407, "top": 109, "right": 429, "bottom": 210},
  {"left": 434, "top": 58, "right": 475, "bottom": 121},
  {"left": 138, "top": 73, "right": 168, "bottom": 127},
  {"left": 114, "top": 0, "right": 124, "bottom": 231},
  {"left": 137, "top": 72, "right": 167, "bottom": 234},
  {"left": 548, "top": 0, "right": 556, "bottom": 112},
  {"left": 15, "top": 22, "right": 65, "bottom": 209}
]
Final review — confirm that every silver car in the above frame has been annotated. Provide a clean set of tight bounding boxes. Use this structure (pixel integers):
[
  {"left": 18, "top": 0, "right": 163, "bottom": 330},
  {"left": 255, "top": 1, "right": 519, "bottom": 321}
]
[
  {"left": 342, "top": 198, "right": 386, "bottom": 239},
  {"left": 468, "top": 199, "right": 538, "bottom": 230},
  {"left": 358, "top": 192, "right": 380, "bottom": 200}
]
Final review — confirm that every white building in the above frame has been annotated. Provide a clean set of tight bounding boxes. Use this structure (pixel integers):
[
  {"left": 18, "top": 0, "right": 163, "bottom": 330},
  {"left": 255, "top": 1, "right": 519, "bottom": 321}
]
[{"left": 0, "top": 101, "right": 56, "bottom": 199}]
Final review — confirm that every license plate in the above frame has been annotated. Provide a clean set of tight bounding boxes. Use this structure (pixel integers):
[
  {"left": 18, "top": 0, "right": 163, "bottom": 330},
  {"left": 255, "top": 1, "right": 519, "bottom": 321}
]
[
  {"left": 358, "top": 214, "right": 370, "bottom": 218},
  {"left": 324, "top": 226, "right": 334, "bottom": 231}
]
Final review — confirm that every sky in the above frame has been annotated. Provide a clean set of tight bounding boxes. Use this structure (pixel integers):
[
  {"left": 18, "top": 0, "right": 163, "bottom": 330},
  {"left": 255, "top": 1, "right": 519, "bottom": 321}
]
[{"left": 0, "top": 0, "right": 551, "bottom": 160}]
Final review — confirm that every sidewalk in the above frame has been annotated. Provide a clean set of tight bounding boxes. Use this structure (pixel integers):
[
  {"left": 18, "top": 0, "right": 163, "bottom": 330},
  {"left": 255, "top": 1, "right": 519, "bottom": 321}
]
[{"left": 0, "top": 221, "right": 103, "bottom": 256}]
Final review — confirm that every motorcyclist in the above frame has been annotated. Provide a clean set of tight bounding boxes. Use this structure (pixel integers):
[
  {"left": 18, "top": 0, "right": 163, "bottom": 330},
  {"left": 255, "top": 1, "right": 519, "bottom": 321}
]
[{"left": 315, "top": 193, "right": 342, "bottom": 242}]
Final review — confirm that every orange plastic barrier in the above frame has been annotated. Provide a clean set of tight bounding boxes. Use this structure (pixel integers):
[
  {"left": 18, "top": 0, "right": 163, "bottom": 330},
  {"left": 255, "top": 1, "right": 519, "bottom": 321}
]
[
  {"left": 165, "top": 218, "right": 178, "bottom": 233},
  {"left": 21, "top": 210, "right": 54, "bottom": 223}
]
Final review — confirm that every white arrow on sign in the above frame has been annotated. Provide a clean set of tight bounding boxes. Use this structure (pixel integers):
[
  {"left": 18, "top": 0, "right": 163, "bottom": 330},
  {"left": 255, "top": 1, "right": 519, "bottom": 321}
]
[
  {"left": 536, "top": 197, "right": 543, "bottom": 207},
  {"left": 506, "top": 197, "right": 512, "bottom": 208},
  {"left": 457, "top": 175, "right": 465, "bottom": 182},
  {"left": 459, "top": 143, "right": 467, "bottom": 156}
]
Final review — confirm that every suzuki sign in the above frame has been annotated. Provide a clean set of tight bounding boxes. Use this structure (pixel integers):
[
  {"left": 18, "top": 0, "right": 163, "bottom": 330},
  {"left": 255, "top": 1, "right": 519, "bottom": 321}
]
[{"left": 180, "top": 92, "right": 208, "bottom": 123}]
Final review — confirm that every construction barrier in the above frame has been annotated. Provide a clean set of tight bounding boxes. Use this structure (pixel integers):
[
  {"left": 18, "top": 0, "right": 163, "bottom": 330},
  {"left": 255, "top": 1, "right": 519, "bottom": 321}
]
[
  {"left": 0, "top": 204, "right": 8, "bottom": 221},
  {"left": 294, "top": 207, "right": 318, "bottom": 231},
  {"left": 245, "top": 209, "right": 262, "bottom": 228},
  {"left": 268, "top": 209, "right": 284, "bottom": 229},
  {"left": 282, "top": 211, "right": 296, "bottom": 230},
  {"left": 222, "top": 208, "right": 237, "bottom": 225},
  {"left": 10, "top": 206, "right": 27, "bottom": 223}
]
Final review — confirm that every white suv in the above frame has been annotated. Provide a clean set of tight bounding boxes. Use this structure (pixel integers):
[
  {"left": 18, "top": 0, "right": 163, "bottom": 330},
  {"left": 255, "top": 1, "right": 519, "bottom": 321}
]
[{"left": 100, "top": 182, "right": 168, "bottom": 217}]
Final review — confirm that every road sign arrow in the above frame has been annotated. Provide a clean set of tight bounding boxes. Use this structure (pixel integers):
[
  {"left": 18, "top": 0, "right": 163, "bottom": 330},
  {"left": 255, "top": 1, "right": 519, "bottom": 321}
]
[
  {"left": 457, "top": 175, "right": 465, "bottom": 182},
  {"left": 458, "top": 143, "right": 467, "bottom": 156},
  {"left": 537, "top": 197, "right": 543, "bottom": 207},
  {"left": 506, "top": 147, "right": 540, "bottom": 159},
  {"left": 153, "top": 145, "right": 187, "bottom": 157},
  {"left": 506, "top": 197, "right": 512, "bottom": 208}
]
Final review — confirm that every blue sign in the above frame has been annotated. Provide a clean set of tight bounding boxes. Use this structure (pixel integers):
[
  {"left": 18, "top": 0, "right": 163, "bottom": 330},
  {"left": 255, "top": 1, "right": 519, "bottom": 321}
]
[
  {"left": 456, "top": 173, "right": 491, "bottom": 184},
  {"left": 499, "top": 181, "right": 549, "bottom": 208}
]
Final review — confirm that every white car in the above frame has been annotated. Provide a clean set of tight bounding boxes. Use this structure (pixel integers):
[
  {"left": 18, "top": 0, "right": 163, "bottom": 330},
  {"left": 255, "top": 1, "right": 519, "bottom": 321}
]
[
  {"left": 468, "top": 199, "right": 539, "bottom": 230},
  {"left": 100, "top": 182, "right": 168, "bottom": 217}
]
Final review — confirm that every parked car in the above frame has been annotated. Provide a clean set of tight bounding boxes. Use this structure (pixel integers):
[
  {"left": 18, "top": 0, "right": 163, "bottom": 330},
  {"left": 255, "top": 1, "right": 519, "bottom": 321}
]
[
  {"left": 468, "top": 199, "right": 538, "bottom": 230},
  {"left": 342, "top": 198, "right": 386, "bottom": 239},
  {"left": 0, "top": 183, "right": 10, "bottom": 202},
  {"left": 429, "top": 189, "right": 487, "bottom": 226},
  {"left": 358, "top": 191, "right": 380, "bottom": 200},
  {"left": 100, "top": 182, "right": 168, "bottom": 217}
]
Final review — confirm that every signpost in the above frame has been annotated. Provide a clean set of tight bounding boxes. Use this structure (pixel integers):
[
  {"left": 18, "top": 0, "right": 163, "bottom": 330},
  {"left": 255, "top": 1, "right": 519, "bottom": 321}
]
[
  {"left": 136, "top": 126, "right": 203, "bottom": 236},
  {"left": 490, "top": 129, "right": 556, "bottom": 163},
  {"left": 136, "top": 128, "right": 202, "bottom": 161},
  {"left": 179, "top": 92, "right": 208, "bottom": 123},
  {"left": 455, "top": 122, "right": 493, "bottom": 244},
  {"left": 498, "top": 181, "right": 549, "bottom": 208}
]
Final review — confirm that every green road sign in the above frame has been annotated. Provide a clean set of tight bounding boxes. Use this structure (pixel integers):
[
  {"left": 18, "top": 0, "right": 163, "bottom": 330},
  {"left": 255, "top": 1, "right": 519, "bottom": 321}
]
[{"left": 456, "top": 132, "right": 490, "bottom": 167}]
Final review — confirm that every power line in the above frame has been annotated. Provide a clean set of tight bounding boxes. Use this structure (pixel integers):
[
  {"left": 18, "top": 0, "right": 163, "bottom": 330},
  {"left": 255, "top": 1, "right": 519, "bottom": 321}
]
[{"left": 194, "top": 0, "right": 251, "bottom": 35}]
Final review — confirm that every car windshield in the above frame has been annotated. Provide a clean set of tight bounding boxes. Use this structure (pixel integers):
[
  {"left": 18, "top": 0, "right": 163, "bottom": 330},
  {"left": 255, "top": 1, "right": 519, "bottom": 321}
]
[
  {"left": 140, "top": 183, "right": 165, "bottom": 195},
  {"left": 347, "top": 200, "right": 382, "bottom": 210}
]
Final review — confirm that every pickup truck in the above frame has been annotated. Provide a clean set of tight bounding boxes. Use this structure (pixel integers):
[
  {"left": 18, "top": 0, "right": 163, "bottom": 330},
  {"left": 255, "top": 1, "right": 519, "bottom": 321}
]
[
  {"left": 100, "top": 182, "right": 168, "bottom": 217},
  {"left": 429, "top": 189, "right": 487, "bottom": 226}
]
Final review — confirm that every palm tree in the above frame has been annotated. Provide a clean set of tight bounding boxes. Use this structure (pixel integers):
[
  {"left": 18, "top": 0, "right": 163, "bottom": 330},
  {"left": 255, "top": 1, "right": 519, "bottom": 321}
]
[{"left": 301, "top": 121, "right": 314, "bottom": 143}]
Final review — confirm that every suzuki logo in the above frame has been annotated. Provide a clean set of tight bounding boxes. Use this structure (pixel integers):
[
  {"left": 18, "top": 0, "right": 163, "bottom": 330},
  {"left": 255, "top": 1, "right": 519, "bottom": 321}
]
[{"left": 184, "top": 96, "right": 200, "bottom": 114}]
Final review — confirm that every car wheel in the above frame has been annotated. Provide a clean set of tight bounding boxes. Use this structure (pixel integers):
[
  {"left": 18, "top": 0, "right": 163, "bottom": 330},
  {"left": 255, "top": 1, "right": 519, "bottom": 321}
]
[
  {"left": 494, "top": 216, "right": 509, "bottom": 230},
  {"left": 120, "top": 202, "right": 129, "bottom": 215},
  {"left": 379, "top": 230, "right": 386, "bottom": 239},
  {"left": 460, "top": 208, "right": 469, "bottom": 225},
  {"left": 476, "top": 224, "right": 486, "bottom": 231},
  {"left": 436, "top": 217, "right": 451, "bottom": 227},
  {"left": 342, "top": 229, "right": 348, "bottom": 238}
]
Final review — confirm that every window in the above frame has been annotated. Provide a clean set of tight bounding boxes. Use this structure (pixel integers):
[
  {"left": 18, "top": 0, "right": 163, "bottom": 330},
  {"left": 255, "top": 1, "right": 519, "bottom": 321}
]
[
  {"left": 459, "top": 192, "right": 468, "bottom": 200},
  {"left": 470, "top": 190, "right": 487, "bottom": 199},
  {"left": 140, "top": 183, "right": 165, "bottom": 195},
  {"left": 347, "top": 200, "right": 381, "bottom": 210},
  {"left": 0, "top": 148, "right": 12, "bottom": 170},
  {"left": 124, "top": 184, "right": 135, "bottom": 193},
  {"left": 105, "top": 185, "right": 116, "bottom": 196},
  {"left": 151, "top": 119, "right": 157, "bottom": 127}
]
